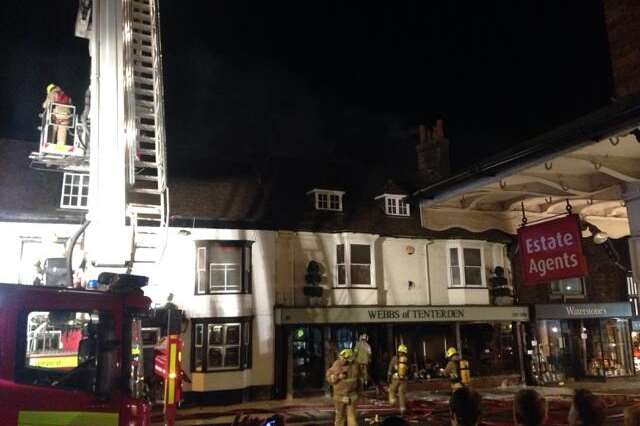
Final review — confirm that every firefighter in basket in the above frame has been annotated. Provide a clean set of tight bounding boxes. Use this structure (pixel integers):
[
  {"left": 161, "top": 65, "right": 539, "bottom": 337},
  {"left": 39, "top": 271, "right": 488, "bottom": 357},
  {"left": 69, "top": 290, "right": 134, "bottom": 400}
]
[
  {"left": 444, "top": 347, "right": 470, "bottom": 390},
  {"left": 387, "top": 344, "right": 410, "bottom": 415},
  {"left": 326, "top": 348, "right": 360, "bottom": 426},
  {"left": 43, "top": 83, "right": 73, "bottom": 148}
]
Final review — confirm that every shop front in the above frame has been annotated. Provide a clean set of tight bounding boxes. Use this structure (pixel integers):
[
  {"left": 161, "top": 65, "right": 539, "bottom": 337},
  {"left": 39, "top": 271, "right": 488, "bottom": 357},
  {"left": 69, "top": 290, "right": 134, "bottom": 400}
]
[
  {"left": 274, "top": 305, "right": 529, "bottom": 397},
  {"left": 529, "top": 302, "right": 634, "bottom": 384}
]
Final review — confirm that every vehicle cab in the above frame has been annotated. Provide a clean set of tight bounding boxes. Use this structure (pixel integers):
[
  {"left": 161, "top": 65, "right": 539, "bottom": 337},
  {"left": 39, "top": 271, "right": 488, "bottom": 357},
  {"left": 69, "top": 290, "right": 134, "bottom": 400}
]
[{"left": 0, "top": 279, "right": 151, "bottom": 426}]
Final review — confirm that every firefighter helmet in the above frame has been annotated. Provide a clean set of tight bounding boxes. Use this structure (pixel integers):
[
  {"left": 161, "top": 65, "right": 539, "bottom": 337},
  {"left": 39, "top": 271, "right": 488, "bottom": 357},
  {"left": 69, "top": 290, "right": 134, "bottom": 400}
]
[
  {"left": 446, "top": 347, "right": 458, "bottom": 358},
  {"left": 397, "top": 344, "right": 408, "bottom": 353},
  {"left": 47, "top": 84, "right": 58, "bottom": 94},
  {"left": 360, "top": 333, "right": 368, "bottom": 341},
  {"left": 339, "top": 348, "right": 354, "bottom": 360}
]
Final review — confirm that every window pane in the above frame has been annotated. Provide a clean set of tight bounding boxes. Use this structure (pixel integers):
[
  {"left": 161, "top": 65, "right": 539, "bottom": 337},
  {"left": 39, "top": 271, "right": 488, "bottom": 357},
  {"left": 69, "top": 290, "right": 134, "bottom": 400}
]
[
  {"left": 329, "top": 194, "right": 340, "bottom": 210},
  {"left": 194, "top": 347, "right": 204, "bottom": 371},
  {"left": 195, "top": 324, "right": 204, "bottom": 346},
  {"left": 210, "top": 263, "right": 240, "bottom": 291},
  {"left": 225, "top": 347, "right": 240, "bottom": 367},
  {"left": 351, "top": 265, "right": 371, "bottom": 285},
  {"left": 226, "top": 325, "right": 241, "bottom": 345},
  {"left": 465, "top": 266, "right": 483, "bottom": 285},
  {"left": 450, "top": 248, "right": 459, "bottom": 266},
  {"left": 338, "top": 265, "right": 346, "bottom": 285},
  {"left": 211, "top": 244, "right": 242, "bottom": 264},
  {"left": 208, "top": 324, "right": 223, "bottom": 345},
  {"left": 337, "top": 244, "right": 345, "bottom": 263},
  {"left": 25, "top": 311, "right": 99, "bottom": 376},
  {"left": 207, "top": 347, "right": 223, "bottom": 369},
  {"left": 463, "top": 248, "right": 481, "bottom": 267},
  {"left": 351, "top": 244, "right": 370, "bottom": 264},
  {"left": 450, "top": 267, "right": 461, "bottom": 286}
]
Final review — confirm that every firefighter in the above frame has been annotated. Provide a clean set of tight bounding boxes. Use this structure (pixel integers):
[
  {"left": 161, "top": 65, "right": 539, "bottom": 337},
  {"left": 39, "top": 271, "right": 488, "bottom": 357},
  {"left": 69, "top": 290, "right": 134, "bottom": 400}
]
[
  {"left": 444, "top": 347, "right": 471, "bottom": 390},
  {"left": 326, "top": 348, "right": 360, "bottom": 426},
  {"left": 43, "top": 83, "right": 73, "bottom": 147},
  {"left": 387, "top": 344, "right": 410, "bottom": 415},
  {"left": 354, "top": 333, "right": 372, "bottom": 390}
]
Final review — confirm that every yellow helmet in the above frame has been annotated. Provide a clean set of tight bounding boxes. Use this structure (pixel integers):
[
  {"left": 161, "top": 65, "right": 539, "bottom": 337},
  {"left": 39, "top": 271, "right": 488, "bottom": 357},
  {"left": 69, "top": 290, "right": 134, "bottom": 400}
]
[
  {"left": 446, "top": 347, "right": 458, "bottom": 358},
  {"left": 339, "top": 348, "right": 353, "bottom": 360},
  {"left": 47, "top": 83, "right": 58, "bottom": 94},
  {"left": 397, "top": 344, "right": 408, "bottom": 353}
]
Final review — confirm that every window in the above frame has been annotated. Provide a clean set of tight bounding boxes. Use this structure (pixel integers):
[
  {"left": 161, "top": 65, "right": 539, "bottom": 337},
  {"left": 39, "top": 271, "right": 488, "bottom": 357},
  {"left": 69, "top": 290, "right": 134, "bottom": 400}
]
[
  {"left": 550, "top": 277, "right": 585, "bottom": 298},
  {"left": 16, "top": 310, "right": 104, "bottom": 391},
  {"left": 18, "top": 238, "right": 67, "bottom": 285},
  {"left": 336, "top": 243, "right": 372, "bottom": 286},
  {"left": 308, "top": 189, "right": 344, "bottom": 211},
  {"left": 60, "top": 173, "right": 89, "bottom": 209},
  {"left": 384, "top": 195, "right": 410, "bottom": 216},
  {"left": 448, "top": 244, "right": 485, "bottom": 287},
  {"left": 628, "top": 275, "right": 639, "bottom": 316},
  {"left": 195, "top": 241, "right": 252, "bottom": 294},
  {"left": 192, "top": 318, "right": 252, "bottom": 372}
]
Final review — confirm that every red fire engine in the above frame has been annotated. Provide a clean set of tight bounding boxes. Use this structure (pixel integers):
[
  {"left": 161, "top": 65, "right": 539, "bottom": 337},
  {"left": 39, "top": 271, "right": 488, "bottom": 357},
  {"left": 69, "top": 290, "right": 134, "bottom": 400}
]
[{"left": 0, "top": 275, "right": 152, "bottom": 425}]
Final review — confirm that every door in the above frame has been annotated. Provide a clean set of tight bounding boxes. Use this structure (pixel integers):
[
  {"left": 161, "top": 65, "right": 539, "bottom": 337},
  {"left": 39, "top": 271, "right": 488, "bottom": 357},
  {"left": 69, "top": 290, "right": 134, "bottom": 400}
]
[
  {"left": 2, "top": 308, "right": 121, "bottom": 425},
  {"left": 292, "top": 326, "right": 324, "bottom": 396}
]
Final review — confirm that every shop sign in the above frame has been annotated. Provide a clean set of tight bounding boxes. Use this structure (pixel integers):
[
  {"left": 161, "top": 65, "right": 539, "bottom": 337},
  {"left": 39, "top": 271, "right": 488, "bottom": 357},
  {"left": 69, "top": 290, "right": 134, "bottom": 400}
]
[
  {"left": 535, "top": 302, "right": 632, "bottom": 319},
  {"left": 275, "top": 305, "right": 529, "bottom": 325},
  {"left": 517, "top": 215, "right": 588, "bottom": 285}
]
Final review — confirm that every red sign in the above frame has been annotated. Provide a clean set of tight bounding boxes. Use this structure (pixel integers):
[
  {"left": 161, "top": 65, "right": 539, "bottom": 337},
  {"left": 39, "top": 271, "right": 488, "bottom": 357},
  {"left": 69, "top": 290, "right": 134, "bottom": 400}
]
[{"left": 517, "top": 215, "right": 588, "bottom": 285}]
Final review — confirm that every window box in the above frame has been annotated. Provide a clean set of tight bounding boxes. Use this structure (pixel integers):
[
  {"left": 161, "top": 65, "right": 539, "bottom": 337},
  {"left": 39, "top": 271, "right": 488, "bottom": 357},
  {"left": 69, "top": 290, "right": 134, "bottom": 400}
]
[
  {"left": 195, "top": 241, "right": 253, "bottom": 295},
  {"left": 192, "top": 317, "right": 252, "bottom": 372}
]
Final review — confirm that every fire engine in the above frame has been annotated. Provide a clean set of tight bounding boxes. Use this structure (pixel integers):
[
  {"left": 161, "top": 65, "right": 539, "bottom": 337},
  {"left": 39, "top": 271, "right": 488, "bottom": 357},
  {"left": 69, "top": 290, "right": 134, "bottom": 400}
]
[{"left": 1, "top": 0, "right": 180, "bottom": 424}]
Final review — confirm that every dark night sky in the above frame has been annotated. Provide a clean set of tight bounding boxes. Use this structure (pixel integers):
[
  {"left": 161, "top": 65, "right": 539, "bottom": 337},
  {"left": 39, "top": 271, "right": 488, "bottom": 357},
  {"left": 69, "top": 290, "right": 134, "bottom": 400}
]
[{"left": 0, "top": 1, "right": 613, "bottom": 175}]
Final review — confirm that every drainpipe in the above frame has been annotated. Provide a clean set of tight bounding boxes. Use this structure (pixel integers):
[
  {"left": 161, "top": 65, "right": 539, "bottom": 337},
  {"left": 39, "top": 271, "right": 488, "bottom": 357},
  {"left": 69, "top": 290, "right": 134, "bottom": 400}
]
[
  {"left": 425, "top": 240, "right": 434, "bottom": 305},
  {"left": 65, "top": 220, "right": 91, "bottom": 287}
]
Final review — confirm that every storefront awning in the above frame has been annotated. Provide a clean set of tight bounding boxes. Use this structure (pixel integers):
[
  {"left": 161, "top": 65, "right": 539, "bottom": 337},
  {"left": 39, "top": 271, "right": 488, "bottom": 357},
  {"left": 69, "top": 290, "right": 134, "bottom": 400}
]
[
  {"left": 275, "top": 305, "right": 529, "bottom": 325},
  {"left": 415, "top": 99, "right": 640, "bottom": 239}
]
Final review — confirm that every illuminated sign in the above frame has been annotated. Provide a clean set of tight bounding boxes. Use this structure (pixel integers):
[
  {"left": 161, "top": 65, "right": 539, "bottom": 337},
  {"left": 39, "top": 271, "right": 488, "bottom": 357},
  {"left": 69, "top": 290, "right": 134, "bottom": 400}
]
[
  {"left": 275, "top": 305, "right": 529, "bottom": 324},
  {"left": 517, "top": 215, "right": 588, "bottom": 285}
]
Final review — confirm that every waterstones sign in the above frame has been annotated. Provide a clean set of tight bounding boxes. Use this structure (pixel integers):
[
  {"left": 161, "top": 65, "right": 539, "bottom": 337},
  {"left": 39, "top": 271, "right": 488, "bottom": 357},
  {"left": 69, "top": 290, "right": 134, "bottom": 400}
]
[
  {"left": 535, "top": 303, "right": 632, "bottom": 319},
  {"left": 275, "top": 305, "right": 529, "bottom": 325},
  {"left": 517, "top": 214, "right": 588, "bottom": 285}
]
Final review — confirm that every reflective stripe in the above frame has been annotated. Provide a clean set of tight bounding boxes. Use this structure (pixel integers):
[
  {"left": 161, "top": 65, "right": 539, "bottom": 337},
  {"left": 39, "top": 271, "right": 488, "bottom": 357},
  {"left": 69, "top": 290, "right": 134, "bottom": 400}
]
[
  {"left": 28, "top": 355, "right": 78, "bottom": 369},
  {"left": 18, "top": 411, "right": 118, "bottom": 426},
  {"left": 167, "top": 342, "right": 177, "bottom": 404}
]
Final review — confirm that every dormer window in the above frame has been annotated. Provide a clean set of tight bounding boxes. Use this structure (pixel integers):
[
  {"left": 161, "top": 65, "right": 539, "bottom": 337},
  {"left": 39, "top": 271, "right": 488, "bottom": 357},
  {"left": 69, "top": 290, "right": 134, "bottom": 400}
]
[
  {"left": 376, "top": 194, "right": 410, "bottom": 216},
  {"left": 308, "top": 189, "right": 344, "bottom": 211}
]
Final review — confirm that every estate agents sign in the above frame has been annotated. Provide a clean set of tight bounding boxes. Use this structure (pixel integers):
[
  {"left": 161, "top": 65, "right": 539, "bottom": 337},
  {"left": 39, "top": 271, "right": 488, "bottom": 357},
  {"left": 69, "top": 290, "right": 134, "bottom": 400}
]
[{"left": 517, "top": 214, "right": 588, "bottom": 285}]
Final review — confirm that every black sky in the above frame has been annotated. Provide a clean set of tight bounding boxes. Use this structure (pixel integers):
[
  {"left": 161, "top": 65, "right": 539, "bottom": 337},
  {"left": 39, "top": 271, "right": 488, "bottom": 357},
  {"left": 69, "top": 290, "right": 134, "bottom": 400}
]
[{"left": 0, "top": 1, "right": 613, "bottom": 175}]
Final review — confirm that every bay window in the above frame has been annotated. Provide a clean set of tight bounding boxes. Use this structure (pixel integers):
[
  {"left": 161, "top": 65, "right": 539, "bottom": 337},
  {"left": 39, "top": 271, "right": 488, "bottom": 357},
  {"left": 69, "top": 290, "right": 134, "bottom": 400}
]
[
  {"left": 336, "top": 243, "right": 372, "bottom": 287},
  {"left": 192, "top": 318, "right": 252, "bottom": 372},
  {"left": 195, "top": 241, "right": 252, "bottom": 294},
  {"left": 447, "top": 242, "right": 486, "bottom": 287}
]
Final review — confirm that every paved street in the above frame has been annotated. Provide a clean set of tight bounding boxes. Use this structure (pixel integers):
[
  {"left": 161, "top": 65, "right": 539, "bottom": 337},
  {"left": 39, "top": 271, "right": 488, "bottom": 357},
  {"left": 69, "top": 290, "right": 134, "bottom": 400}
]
[{"left": 152, "top": 381, "right": 640, "bottom": 425}]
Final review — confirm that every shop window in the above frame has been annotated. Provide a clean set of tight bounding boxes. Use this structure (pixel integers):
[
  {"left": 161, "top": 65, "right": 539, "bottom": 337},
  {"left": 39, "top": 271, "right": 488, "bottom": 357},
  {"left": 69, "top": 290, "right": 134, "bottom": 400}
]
[
  {"left": 195, "top": 241, "right": 252, "bottom": 295},
  {"left": 191, "top": 318, "right": 252, "bottom": 372},
  {"left": 336, "top": 243, "right": 372, "bottom": 287},
  {"left": 60, "top": 172, "right": 89, "bottom": 209},
  {"left": 447, "top": 243, "right": 485, "bottom": 287},
  {"left": 550, "top": 277, "right": 585, "bottom": 299},
  {"left": 384, "top": 195, "right": 410, "bottom": 216},
  {"left": 15, "top": 310, "right": 103, "bottom": 391},
  {"left": 308, "top": 189, "right": 344, "bottom": 211}
]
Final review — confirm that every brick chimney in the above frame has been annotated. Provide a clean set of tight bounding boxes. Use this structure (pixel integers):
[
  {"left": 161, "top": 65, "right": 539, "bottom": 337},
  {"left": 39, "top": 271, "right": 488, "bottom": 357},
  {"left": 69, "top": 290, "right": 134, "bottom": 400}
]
[
  {"left": 603, "top": 0, "right": 640, "bottom": 98},
  {"left": 416, "top": 119, "right": 450, "bottom": 186}
]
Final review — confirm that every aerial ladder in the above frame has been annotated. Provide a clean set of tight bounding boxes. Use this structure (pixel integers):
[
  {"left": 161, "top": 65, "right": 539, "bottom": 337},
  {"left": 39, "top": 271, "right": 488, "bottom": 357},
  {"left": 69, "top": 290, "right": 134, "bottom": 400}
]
[
  {"left": 4, "top": 0, "right": 183, "bottom": 424},
  {"left": 29, "top": 0, "right": 169, "bottom": 273}
]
